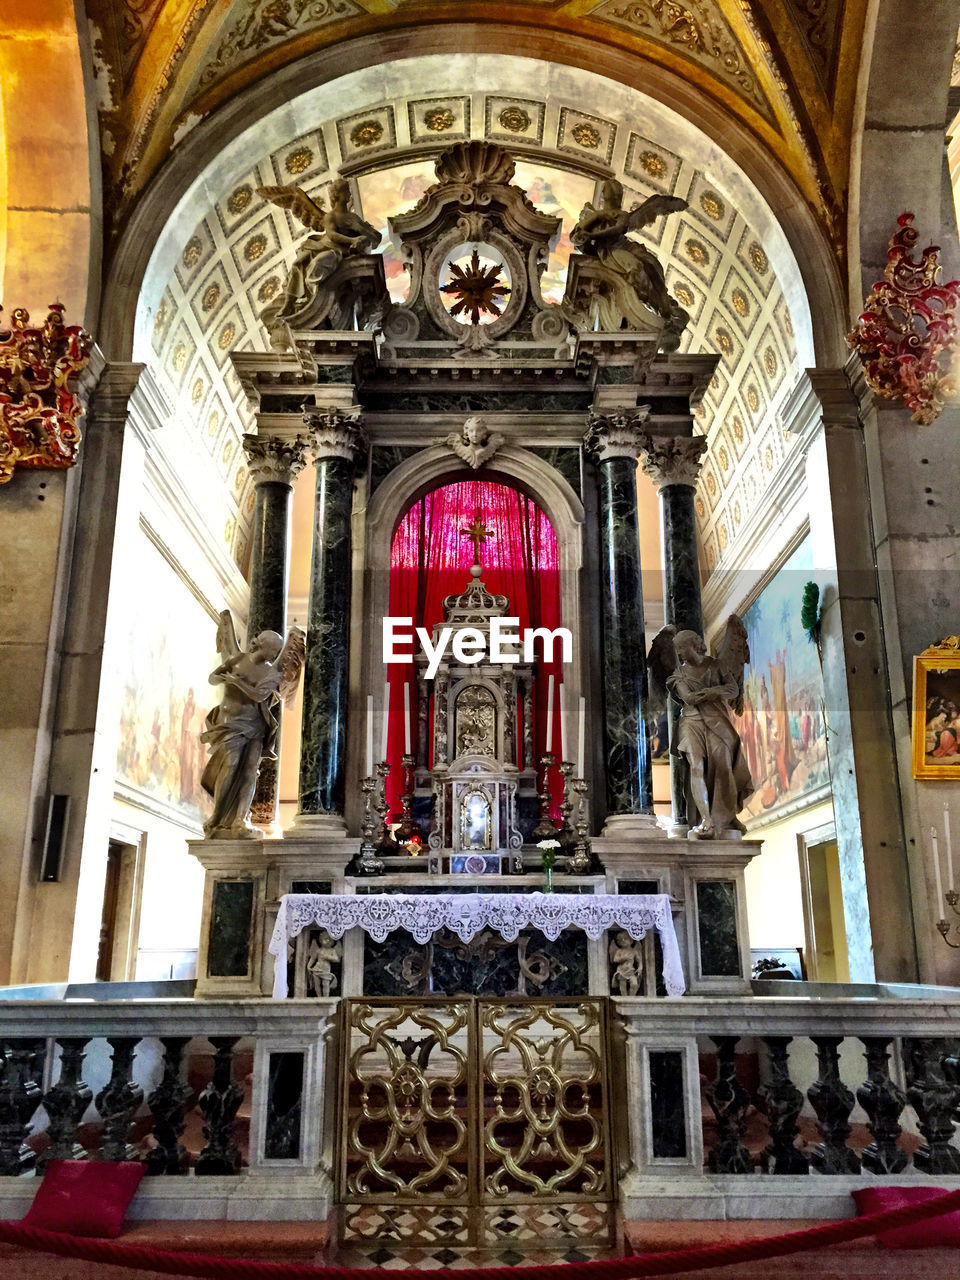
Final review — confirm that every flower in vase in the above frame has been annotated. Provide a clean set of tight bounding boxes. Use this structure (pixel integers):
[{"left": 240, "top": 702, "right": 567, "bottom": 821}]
[{"left": 537, "top": 838, "right": 560, "bottom": 871}]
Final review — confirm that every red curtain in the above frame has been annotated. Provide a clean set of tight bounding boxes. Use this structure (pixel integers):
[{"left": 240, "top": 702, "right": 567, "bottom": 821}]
[{"left": 385, "top": 479, "right": 564, "bottom": 819}]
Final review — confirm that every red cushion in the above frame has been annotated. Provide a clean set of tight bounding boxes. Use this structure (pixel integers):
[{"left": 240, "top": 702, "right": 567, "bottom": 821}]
[
  {"left": 23, "top": 1159, "right": 145, "bottom": 1238},
  {"left": 852, "top": 1185, "right": 960, "bottom": 1249}
]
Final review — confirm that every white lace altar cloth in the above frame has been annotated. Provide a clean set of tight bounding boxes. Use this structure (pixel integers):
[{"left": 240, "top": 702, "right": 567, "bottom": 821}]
[{"left": 269, "top": 892, "right": 684, "bottom": 998}]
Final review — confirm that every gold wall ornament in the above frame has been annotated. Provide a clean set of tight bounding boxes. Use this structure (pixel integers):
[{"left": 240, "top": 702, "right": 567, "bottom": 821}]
[
  {"left": 0, "top": 304, "right": 91, "bottom": 484},
  {"left": 848, "top": 212, "right": 960, "bottom": 425}
]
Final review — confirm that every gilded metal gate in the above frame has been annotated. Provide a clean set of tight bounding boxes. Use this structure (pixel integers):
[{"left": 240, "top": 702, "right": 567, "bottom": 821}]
[{"left": 338, "top": 998, "right": 615, "bottom": 1248}]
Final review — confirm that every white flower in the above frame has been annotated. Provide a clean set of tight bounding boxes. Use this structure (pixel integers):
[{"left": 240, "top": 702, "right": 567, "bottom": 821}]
[{"left": 537, "top": 839, "right": 561, "bottom": 851}]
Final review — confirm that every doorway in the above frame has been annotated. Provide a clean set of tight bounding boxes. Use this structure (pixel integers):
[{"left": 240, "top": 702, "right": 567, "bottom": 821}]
[
  {"left": 798, "top": 826, "right": 850, "bottom": 982},
  {"left": 95, "top": 837, "right": 145, "bottom": 982}
]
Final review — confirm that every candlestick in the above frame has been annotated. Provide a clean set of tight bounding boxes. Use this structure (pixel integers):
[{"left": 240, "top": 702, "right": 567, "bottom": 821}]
[
  {"left": 380, "top": 680, "right": 390, "bottom": 762},
  {"left": 933, "top": 826, "right": 944, "bottom": 910},
  {"left": 545, "top": 674, "right": 555, "bottom": 754},
  {"left": 945, "top": 804, "right": 954, "bottom": 892},
  {"left": 577, "top": 696, "right": 586, "bottom": 779},
  {"left": 532, "top": 753, "right": 559, "bottom": 841},
  {"left": 365, "top": 694, "right": 374, "bottom": 778},
  {"left": 559, "top": 688, "right": 568, "bottom": 764},
  {"left": 403, "top": 682, "right": 412, "bottom": 755}
]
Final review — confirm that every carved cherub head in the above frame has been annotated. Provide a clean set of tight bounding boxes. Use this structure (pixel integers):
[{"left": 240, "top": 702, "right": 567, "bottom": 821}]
[
  {"left": 463, "top": 416, "right": 487, "bottom": 445},
  {"left": 600, "top": 178, "right": 624, "bottom": 210},
  {"left": 249, "top": 630, "right": 285, "bottom": 662}
]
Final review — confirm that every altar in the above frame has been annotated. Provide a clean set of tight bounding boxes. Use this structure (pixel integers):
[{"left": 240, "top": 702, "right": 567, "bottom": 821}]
[{"left": 268, "top": 891, "right": 686, "bottom": 998}]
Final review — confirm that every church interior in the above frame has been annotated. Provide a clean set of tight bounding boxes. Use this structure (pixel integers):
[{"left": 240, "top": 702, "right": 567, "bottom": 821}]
[{"left": 2, "top": 0, "right": 960, "bottom": 1271}]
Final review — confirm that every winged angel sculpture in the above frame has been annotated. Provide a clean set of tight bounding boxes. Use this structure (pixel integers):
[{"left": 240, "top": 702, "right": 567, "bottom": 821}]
[
  {"left": 200, "top": 612, "right": 305, "bottom": 839},
  {"left": 647, "top": 616, "right": 754, "bottom": 838},
  {"left": 569, "top": 179, "right": 690, "bottom": 348},
  {"left": 256, "top": 178, "right": 380, "bottom": 332}
]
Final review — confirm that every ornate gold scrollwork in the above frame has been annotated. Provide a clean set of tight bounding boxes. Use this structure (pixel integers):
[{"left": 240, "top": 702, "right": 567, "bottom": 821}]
[
  {"left": 481, "top": 1000, "right": 608, "bottom": 1199},
  {"left": 343, "top": 1001, "right": 470, "bottom": 1199},
  {"left": 339, "top": 997, "right": 613, "bottom": 1246},
  {"left": 0, "top": 304, "right": 91, "bottom": 483}
]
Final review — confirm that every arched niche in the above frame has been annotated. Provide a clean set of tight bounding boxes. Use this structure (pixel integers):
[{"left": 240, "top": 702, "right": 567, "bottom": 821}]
[{"left": 351, "top": 444, "right": 585, "bottom": 810}]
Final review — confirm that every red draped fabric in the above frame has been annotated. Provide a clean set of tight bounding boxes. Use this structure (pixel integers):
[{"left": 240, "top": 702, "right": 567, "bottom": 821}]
[{"left": 385, "top": 479, "right": 564, "bottom": 819}]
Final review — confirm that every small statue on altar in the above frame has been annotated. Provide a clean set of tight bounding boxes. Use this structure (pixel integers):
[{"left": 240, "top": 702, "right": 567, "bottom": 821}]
[
  {"left": 306, "top": 930, "right": 342, "bottom": 997},
  {"left": 567, "top": 179, "right": 690, "bottom": 349},
  {"left": 256, "top": 177, "right": 380, "bottom": 332},
  {"left": 609, "top": 930, "right": 643, "bottom": 996},
  {"left": 445, "top": 416, "right": 504, "bottom": 470},
  {"left": 200, "top": 611, "right": 305, "bottom": 839},
  {"left": 648, "top": 616, "right": 754, "bottom": 839}
]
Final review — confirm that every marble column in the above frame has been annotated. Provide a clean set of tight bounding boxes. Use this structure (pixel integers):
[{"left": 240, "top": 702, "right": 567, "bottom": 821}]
[
  {"left": 291, "top": 409, "right": 366, "bottom": 832},
  {"left": 640, "top": 434, "right": 708, "bottom": 833},
  {"left": 242, "top": 433, "right": 308, "bottom": 828},
  {"left": 585, "top": 409, "right": 658, "bottom": 833}
]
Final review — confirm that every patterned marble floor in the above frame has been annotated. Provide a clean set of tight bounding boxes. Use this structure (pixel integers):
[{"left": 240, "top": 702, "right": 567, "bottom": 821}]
[{"left": 331, "top": 1243, "right": 620, "bottom": 1269}]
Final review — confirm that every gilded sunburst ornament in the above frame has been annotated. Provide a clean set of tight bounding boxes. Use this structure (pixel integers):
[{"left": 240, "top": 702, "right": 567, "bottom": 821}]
[{"left": 440, "top": 249, "right": 510, "bottom": 325}]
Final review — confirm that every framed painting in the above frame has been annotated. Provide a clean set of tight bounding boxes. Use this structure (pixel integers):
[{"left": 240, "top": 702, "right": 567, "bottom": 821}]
[{"left": 912, "top": 640, "right": 960, "bottom": 778}]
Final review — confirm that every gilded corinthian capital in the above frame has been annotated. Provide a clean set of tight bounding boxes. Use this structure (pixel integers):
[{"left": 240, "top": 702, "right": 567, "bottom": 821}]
[
  {"left": 638, "top": 434, "right": 708, "bottom": 490},
  {"left": 582, "top": 407, "right": 652, "bottom": 462},
  {"left": 303, "top": 406, "right": 368, "bottom": 463},
  {"left": 242, "top": 433, "right": 309, "bottom": 487}
]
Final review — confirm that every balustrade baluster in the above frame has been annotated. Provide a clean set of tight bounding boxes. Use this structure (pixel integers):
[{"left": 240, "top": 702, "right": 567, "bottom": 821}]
[
  {"left": 95, "top": 1038, "right": 144, "bottom": 1161},
  {"left": 0, "top": 1040, "right": 43, "bottom": 1175},
  {"left": 857, "top": 1037, "right": 907, "bottom": 1174},
  {"left": 145, "top": 1037, "right": 192, "bottom": 1175},
  {"left": 807, "top": 1036, "right": 860, "bottom": 1173},
  {"left": 705, "top": 1036, "right": 752, "bottom": 1173},
  {"left": 40, "top": 1038, "right": 92, "bottom": 1168},
  {"left": 758, "top": 1037, "right": 808, "bottom": 1174},
  {"left": 195, "top": 1036, "right": 244, "bottom": 1175},
  {"left": 905, "top": 1038, "right": 960, "bottom": 1174}
]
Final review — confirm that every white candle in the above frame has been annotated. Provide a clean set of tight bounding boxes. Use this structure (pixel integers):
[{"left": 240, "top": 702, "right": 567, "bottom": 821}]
[
  {"left": 577, "top": 696, "right": 586, "bottom": 778},
  {"left": 544, "top": 674, "right": 555, "bottom": 754},
  {"left": 365, "top": 695, "right": 374, "bottom": 777},
  {"left": 933, "top": 826, "right": 944, "bottom": 912},
  {"left": 380, "top": 680, "right": 390, "bottom": 762},
  {"left": 403, "top": 682, "right": 412, "bottom": 755},
  {"left": 945, "top": 804, "right": 954, "bottom": 891},
  {"left": 559, "top": 687, "right": 569, "bottom": 762}
]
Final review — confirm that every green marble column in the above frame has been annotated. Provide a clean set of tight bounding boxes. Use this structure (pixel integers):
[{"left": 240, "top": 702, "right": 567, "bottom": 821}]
[
  {"left": 242, "top": 434, "right": 308, "bottom": 827},
  {"left": 296, "top": 409, "right": 365, "bottom": 823},
  {"left": 586, "top": 410, "right": 654, "bottom": 820},
  {"left": 641, "top": 435, "right": 708, "bottom": 832}
]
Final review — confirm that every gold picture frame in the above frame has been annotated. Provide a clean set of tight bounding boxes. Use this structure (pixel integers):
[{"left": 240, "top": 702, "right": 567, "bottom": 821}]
[{"left": 912, "top": 638, "right": 960, "bottom": 778}]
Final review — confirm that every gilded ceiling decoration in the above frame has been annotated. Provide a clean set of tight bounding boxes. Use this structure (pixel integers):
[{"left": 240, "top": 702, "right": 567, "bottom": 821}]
[
  {"left": 85, "top": 0, "right": 861, "bottom": 251},
  {"left": 137, "top": 72, "right": 805, "bottom": 573},
  {"left": 588, "top": 0, "right": 773, "bottom": 122}
]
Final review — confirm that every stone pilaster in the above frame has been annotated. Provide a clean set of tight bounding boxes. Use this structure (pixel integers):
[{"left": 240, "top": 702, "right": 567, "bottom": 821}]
[
  {"left": 242, "top": 434, "right": 308, "bottom": 828},
  {"left": 290, "top": 409, "right": 366, "bottom": 833},
  {"left": 640, "top": 433, "right": 708, "bottom": 832},
  {"left": 584, "top": 409, "right": 658, "bottom": 834}
]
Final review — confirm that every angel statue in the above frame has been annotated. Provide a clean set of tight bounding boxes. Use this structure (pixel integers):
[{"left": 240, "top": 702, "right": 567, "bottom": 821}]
[
  {"left": 647, "top": 616, "right": 754, "bottom": 839},
  {"left": 256, "top": 177, "right": 381, "bottom": 334},
  {"left": 200, "top": 611, "right": 305, "bottom": 839},
  {"left": 567, "top": 179, "right": 690, "bottom": 349}
]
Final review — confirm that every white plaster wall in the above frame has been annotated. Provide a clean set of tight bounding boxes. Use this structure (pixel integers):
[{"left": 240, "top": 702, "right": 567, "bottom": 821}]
[{"left": 744, "top": 799, "right": 835, "bottom": 955}]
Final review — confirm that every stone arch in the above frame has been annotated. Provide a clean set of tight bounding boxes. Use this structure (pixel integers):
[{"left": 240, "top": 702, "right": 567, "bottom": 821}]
[{"left": 98, "top": 24, "right": 845, "bottom": 365}]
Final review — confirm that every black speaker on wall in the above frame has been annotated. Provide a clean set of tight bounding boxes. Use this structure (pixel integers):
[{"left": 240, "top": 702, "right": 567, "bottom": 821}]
[{"left": 40, "top": 794, "right": 70, "bottom": 882}]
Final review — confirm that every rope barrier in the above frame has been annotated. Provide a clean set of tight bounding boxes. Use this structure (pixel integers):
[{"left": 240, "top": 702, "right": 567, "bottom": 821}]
[{"left": 1, "top": 1188, "right": 960, "bottom": 1280}]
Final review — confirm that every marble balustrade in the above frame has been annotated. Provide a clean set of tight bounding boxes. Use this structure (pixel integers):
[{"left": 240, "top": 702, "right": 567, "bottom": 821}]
[{"left": 0, "top": 995, "right": 959, "bottom": 1221}]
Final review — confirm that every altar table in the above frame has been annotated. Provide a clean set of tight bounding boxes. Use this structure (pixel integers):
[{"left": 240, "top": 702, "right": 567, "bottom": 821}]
[{"left": 269, "top": 891, "right": 685, "bottom": 998}]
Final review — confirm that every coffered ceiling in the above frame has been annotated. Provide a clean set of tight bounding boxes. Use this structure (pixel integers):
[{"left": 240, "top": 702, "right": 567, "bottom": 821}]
[{"left": 86, "top": 0, "right": 865, "bottom": 254}]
